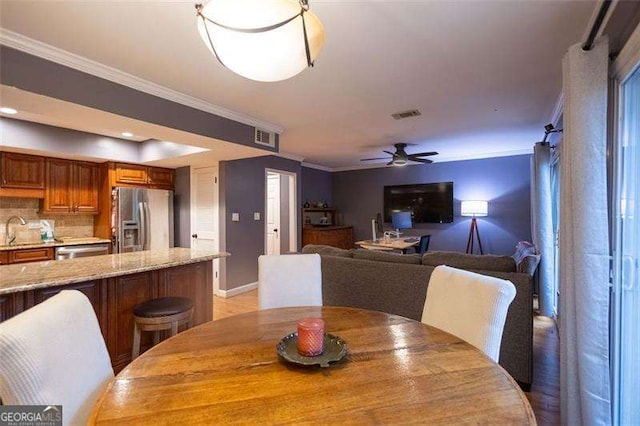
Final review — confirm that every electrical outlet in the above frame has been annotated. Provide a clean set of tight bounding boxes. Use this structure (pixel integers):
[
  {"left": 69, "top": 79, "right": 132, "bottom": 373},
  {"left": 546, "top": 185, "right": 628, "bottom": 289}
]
[
  {"left": 254, "top": 212, "right": 260, "bottom": 220},
  {"left": 27, "top": 221, "right": 42, "bottom": 229},
  {"left": 232, "top": 213, "right": 240, "bottom": 222}
]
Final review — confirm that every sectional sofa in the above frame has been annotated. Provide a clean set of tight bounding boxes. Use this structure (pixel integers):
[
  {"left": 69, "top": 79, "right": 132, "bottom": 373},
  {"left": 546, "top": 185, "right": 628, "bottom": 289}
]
[{"left": 301, "top": 244, "right": 539, "bottom": 389}]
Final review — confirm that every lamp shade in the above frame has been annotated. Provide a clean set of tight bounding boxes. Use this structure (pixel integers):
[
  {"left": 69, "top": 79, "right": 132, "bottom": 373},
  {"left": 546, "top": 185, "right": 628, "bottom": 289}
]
[
  {"left": 461, "top": 200, "right": 488, "bottom": 217},
  {"left": 197, "top": 0, "right": 325, "bottom": 82}
]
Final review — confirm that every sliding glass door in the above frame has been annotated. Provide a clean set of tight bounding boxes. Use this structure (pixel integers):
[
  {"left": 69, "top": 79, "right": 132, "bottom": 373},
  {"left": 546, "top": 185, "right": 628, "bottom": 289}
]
[{"left": 612, "top": 63, "right": 640, "bottom": 424}]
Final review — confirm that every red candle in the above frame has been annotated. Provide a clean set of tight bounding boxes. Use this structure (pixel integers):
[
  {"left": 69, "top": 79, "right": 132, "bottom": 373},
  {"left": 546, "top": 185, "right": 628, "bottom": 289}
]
[{"left": 297, "top": 318, "right": 325, "bottom": 356}]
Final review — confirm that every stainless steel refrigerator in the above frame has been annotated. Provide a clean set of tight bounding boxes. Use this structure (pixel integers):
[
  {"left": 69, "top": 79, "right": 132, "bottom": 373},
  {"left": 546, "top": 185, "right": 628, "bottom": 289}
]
[{"left": 111, "top": 187, "right": 174, "bottom": 253}]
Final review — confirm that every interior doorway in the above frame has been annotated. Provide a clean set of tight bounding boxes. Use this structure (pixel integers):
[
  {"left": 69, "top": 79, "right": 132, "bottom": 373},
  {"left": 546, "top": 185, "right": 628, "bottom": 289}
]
[
  {"left": 190, "top": 166, "right": 220, "bottom": 294},
  {"left": 265, "top": 169, "right": 297, "bottom": 255}
]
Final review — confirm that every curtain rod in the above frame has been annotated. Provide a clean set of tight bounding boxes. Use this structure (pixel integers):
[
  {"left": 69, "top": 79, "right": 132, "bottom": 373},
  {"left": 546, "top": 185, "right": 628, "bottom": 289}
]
[{"left": 582, "top": 0, "right": 612, "bottom": 51}]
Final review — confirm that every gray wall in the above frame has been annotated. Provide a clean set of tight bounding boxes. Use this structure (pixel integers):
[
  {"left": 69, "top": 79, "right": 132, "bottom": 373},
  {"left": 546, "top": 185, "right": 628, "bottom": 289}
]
[
  {"left": 332, "top": 155, "right": 532, "bottom": 255},
  {"left": 174, "top": 167, "right": 191, "bottom": 248},
  {"left": 302, "top": 166, "right": 332, "bottom": 207},
  {"left": 220, "top": 156, "right": 302, "bottom": 290},
  {"left": 0, "top": 46, "right": 278, "bottom": 151}
]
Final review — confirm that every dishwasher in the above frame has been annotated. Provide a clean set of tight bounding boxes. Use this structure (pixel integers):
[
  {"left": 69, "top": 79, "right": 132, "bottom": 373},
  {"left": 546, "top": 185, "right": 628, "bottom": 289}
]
[{"left": 55, "top": 243, "right": 110, "bottom": 260}]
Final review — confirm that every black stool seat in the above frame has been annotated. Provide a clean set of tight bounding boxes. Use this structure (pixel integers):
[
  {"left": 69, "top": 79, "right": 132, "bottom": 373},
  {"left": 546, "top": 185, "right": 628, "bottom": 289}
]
[{"left": 134, "top": 297, "right": 194, "bottom": 318}]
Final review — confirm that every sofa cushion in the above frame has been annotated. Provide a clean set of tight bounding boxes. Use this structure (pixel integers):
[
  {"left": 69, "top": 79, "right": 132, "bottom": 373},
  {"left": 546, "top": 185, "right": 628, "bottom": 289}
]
[
  {"left": 352, "top": 249, "right": 421, "bottom": 265},
  {"left": 301, "top": 244, "right": 353, "bottom": 258},
  {"left": 421, "top": 251, "right": 516, "bottom": 272}
]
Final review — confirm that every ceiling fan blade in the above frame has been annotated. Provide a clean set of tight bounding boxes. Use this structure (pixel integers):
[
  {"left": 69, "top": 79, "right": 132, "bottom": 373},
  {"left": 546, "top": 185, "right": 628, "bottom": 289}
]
[
  {"left": 361, "top": 157, "right": 392, "bottom": 161},
  {"left": 383, "top": 150, "right": 399, "bottom": 157},
  {"left": 409, "top": 158, "right": 433, "bottom": 164},
  {"left": 408, "top": 151, "right": 439, "bottom": 157}
]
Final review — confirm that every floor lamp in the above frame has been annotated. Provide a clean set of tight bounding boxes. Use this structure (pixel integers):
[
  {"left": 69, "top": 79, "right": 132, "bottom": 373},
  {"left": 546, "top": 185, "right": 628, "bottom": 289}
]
[{"left": 461, "top": 201, "right": 488, "bottom": 254}]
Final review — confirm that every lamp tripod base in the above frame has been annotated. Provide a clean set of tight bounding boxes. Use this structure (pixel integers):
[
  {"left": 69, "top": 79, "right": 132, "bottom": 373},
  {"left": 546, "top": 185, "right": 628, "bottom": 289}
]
[{"left": 465, "top": 217, "right": 484, "bottom": 255}]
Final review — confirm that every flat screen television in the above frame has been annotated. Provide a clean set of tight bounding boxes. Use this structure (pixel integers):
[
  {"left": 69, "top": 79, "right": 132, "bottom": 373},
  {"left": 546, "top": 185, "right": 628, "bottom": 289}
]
[{"left": 384, "top": 182, "right": 454, "bottom": 224}]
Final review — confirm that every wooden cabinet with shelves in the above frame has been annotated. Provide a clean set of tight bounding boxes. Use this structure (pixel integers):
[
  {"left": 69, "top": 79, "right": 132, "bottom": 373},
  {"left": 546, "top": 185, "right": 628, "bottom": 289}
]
[
  {"left": 302, "top": 226, "right": 354, "bottom": 249},
  {"left": 7, "top": 247, "right": 54, "bottom": 264},
  {"left": 43, "top": 158, "right": 100, "bottom": 214},
  {"left": 0, "top": 152, "right": 45, "bottom": 197},
  {"left": 110, "top": 162, "right": 174, "bottom": 190}
]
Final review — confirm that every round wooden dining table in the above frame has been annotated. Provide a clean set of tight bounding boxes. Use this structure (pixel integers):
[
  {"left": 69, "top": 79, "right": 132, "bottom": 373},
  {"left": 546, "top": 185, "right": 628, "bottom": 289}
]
[{"left": 90, "top": 306, "right": 535, "bottom": 425}]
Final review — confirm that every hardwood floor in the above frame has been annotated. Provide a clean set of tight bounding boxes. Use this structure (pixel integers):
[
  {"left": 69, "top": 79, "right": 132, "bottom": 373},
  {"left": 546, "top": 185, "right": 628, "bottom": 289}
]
[{"left": 213, "top": 290, "right": 560, "bottom": 425}]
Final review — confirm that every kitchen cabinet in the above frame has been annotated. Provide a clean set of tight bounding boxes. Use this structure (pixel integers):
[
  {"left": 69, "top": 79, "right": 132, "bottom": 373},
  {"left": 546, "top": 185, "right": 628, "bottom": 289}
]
[
  {"left": 43, "top": 158, "right": 100, "bottom": 214},
  {"left": 148, "top": 167, "right": 174, "bottom": 188},
  {"left": 0, "top": 251, "right": 8, "bottom": 265},
  {"left": 110, "top": 162, "right": 174, "bottom": 190},
  {"left": 0, "top": 152, "right": 45, "bottom": 197},
  {"left": 7, "top": 247, "right": 54, "bottom": 264}
]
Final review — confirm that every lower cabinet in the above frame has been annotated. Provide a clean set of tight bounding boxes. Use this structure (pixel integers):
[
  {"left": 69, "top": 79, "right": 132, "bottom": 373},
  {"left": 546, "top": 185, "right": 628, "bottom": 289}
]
[
  {"left": 302, "top": 226, "right": 354, "bottom": 249},
  {"left": 1, "top": 260, "right": 213, "bottom": 373}
]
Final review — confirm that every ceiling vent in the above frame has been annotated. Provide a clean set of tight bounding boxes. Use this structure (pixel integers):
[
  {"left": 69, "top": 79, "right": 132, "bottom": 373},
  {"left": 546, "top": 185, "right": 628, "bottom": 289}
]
[
  {"left": 391, "top": 109, "right": 421, "bottom": 120},
  {"left": 255, "top": 128, "right": 276, "bottom": 148}
]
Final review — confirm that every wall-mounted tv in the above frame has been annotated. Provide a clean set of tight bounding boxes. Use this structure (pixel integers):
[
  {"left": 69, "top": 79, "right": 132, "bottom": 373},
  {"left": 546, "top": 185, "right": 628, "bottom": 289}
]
[{"left": 384, "top": 182, "right": 454, "bottom": 224}]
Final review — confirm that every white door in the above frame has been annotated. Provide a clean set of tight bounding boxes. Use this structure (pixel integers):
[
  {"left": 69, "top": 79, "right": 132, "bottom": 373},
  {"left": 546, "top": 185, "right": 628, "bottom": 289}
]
[
  {"left": 266, "top": 173, "right": 280, "bottom": 255},
  {"left": 191, "top": 167, "right": 220, "bottom": 293}
]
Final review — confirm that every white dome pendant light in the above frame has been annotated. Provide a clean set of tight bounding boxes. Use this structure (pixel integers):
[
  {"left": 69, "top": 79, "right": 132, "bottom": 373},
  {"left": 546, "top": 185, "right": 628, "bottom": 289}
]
[{"left": 196, "top": 0, "right": 325, "bottom": 82}]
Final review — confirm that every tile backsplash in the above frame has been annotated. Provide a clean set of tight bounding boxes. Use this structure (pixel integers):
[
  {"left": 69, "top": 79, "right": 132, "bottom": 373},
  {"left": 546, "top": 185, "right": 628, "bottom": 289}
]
[{"left": 0, "top": 197, "right": 95, "bottom": 244}]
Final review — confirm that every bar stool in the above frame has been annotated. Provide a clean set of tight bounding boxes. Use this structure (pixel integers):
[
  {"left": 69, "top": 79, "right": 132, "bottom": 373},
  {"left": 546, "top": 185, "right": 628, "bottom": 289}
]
[{"left": 131, "top": 297, "right": 194, "bottom": 360}]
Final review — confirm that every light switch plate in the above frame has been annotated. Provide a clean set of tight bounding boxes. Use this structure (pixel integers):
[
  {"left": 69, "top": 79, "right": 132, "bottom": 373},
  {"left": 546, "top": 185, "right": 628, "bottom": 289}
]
[
  {"left": 28, "top": 221, "right": 41, "bottom": 229},
  {"left": 254, "top": 212, "right": 260, "bottom": 220},
  {"left": 232, "top": 213, "right": 240, "bottom": 222}
]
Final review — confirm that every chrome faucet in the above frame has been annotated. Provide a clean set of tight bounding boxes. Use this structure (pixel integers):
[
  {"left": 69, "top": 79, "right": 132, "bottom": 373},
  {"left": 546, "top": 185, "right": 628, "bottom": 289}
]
[{"left": 5, "top": 215, "right": 26, "bottom": 246}]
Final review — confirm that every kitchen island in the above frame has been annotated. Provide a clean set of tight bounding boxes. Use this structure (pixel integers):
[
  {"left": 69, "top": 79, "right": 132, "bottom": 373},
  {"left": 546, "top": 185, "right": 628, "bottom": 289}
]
[{"left": 0, "top": 247, "right": 229, "bottom": 372}]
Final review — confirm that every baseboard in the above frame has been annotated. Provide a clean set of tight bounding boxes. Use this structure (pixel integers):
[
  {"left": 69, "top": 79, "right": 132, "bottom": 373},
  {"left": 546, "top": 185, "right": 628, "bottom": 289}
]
[{"left": 217, "top": 282, "right": 258, "bottom": 298}]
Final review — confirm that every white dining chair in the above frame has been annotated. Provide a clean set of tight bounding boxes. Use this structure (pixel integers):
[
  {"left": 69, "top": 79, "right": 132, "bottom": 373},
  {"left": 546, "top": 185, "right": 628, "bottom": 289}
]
[
  {"left": 0, "top": 290, "right": 114, "bottom": 426},
  {"left": 421, "top": 265, "right": 516, "bottom": 362},
  {"left": 258, "top": 253, "right": 323, "bottom": 310}
]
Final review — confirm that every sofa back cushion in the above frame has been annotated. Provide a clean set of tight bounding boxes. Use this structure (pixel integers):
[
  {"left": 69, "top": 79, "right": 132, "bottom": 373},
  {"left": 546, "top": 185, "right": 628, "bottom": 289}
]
[
  {"left": 421, "top": 251, "right": 516, "bottom": 272},
  {"left": 352, "top": 249, "right": 422, "bottom": 265},
  {"left": 320, "top": 256, "right": 431, "bottom": 321},
  {"left": 301, "top": 244, "right": 353, "bottom": 258}
]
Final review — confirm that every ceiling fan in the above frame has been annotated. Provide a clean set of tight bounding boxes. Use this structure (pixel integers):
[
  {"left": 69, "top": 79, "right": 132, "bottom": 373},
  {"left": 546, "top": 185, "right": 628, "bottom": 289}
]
[{"left": 360, "top": 143, "right": 438, "bottom": 166}]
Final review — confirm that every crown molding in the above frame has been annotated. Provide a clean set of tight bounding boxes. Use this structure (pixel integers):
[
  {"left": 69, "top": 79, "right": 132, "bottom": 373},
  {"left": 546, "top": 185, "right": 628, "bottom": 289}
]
[
  {"left": 301, "top": 162, "right": 331, "bottom": 172},
  {"left": 274, "top": 151, "right": 305, "bottom": 163},
  {"left": 0, "top": 28, "right": 284, "bottom": 134},
  {"left": 330, "top": 148, "right": 533, "bottom": 172}
]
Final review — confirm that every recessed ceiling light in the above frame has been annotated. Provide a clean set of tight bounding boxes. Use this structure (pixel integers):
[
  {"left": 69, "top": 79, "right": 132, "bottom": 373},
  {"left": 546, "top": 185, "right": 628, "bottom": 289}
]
[
  {"left": 0, "top": 107, "right": 18, "bottom": 115},
  {"left": 121, "top": 132, "right": 134, "bottom": 138}
]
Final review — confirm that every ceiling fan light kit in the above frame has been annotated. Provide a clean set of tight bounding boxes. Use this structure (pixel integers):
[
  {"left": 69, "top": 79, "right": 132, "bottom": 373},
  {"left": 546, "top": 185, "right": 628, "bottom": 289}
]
[
  {"left": 196, "top": 0, "right": 325, "bottom": 82},
  {"left": 361, "top": 143, "right": 438, "bottom": 167}
]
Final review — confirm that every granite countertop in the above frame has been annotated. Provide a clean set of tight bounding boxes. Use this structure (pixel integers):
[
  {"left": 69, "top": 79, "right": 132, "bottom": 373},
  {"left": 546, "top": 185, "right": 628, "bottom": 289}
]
[
  {"left": 0, "top": 248, "right": 229, "bottom": 295},
  {"left": 0, "top": 237, "right": 112, "bottom": 251}
]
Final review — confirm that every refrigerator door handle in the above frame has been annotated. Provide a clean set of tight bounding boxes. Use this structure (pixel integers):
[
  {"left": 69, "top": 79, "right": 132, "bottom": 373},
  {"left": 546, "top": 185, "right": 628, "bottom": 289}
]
[
  {"left": 138, "top": 202, "right": 146, "bottom": 251},
  {"left": 144, "top": 201, "right": 151, "bottom": 249}
]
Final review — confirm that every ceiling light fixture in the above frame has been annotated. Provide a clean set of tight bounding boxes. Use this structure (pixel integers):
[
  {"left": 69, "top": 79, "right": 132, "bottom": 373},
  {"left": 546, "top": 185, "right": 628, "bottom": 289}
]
[
  {"left": 195, "top": 0, "right": 325, "bottom": 82},
  {"left": 121, "top": 132, "right": 134, "bottom": 138},
  {"left": 0, "top": 107, "right": 18, "bottom": 115}
]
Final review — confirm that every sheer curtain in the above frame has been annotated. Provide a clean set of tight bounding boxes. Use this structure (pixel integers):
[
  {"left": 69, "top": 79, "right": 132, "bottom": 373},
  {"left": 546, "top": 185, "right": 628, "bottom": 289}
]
[
  {"left": 559, "top": 37, "right": 611, "bottom": 425},
  {"left": 530, "top": 142, "right": 554, "bottom": 316}
]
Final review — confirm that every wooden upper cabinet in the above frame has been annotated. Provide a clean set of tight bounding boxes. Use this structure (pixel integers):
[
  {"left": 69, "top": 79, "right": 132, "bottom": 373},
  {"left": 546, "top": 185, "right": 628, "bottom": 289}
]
[
  {"left": 44, "top": 158, "right": 74, "bottom": 213},
  {"left": 114, "top": 163, "right": 148, "bottom": 185},
  {"left": 0, "top": 152, "right": 45, "bottom": 189},
  {"left": 43, "top": 159, "right": 100, "bottom": 214},
  {"left": 110, "top": 162, "right": 174, "bottom": 190},
  {"left": 147, "top": 167, "right": 174, "bottom": 189},
  {"left": 74, "top": 161, "right": 100, "bottom": 213}
]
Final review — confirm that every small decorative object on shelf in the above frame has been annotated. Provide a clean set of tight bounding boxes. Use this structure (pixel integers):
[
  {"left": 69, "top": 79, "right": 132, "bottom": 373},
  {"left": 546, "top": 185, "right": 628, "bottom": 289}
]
[
  {"left": 305, "top": 215, "right": 311, "bottom": 224},
  {"left": 316, "top": 201, "right": 325, "bottom": 208},
  {"left": 297, "top": 317, "right": 324, "bottom": 356},
  {"left": 303, "top": 201, "right": 310, "bottom": 208},
  {"left": 322, "top": 201, "right": 329, "bottom": 208}
]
